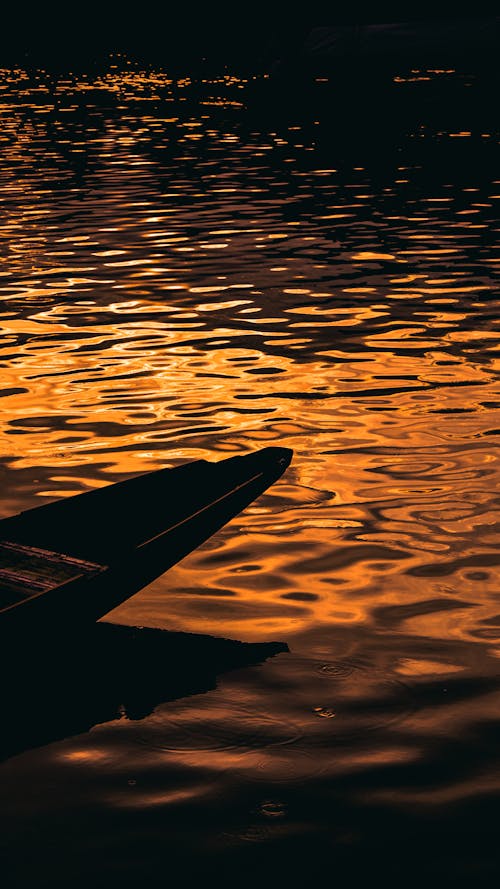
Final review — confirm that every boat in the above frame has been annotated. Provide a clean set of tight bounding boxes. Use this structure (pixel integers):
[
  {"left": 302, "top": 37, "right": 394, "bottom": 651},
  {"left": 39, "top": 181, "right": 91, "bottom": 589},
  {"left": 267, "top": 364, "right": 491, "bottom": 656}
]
[
  {"left": 268, "top": 15, "right": 500, "bottom": 97},
  {"left": 0, "top": 447, "right": 292, "bottom": 633},
  {"left": 300, "top": 16, "right": 500, "bottom": 68}
]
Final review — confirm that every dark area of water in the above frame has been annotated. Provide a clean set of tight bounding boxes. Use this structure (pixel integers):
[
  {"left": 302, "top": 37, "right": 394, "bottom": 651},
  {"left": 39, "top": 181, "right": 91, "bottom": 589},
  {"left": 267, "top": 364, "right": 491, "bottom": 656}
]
[{"left": 0, "top": 59, "right": 499, "bottom": 887}]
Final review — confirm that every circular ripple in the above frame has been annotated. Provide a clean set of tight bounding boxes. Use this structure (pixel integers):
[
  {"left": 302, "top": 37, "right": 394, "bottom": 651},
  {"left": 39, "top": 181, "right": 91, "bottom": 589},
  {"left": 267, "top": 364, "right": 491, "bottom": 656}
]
[
  {"left": 128, "top": 700, "right": 303, "bottom": 754},
  {"left": 259, "top": 799, "right": 286, "bottom": 818},
  {"left": 310, "top": 661, "right": 417, "bottom": 739},
  {"left": 317, "top": 661, "right": 360, "bottom": 679},
  {"left": 238, "top": 748, "right": 327, "bottom": 784}
]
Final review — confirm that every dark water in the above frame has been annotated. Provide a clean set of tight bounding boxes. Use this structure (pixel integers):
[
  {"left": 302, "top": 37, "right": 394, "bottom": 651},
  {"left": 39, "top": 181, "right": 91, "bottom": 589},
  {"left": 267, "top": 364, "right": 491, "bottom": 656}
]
[{"left": 1, "top": 64, "right": 499, "bottom": 886}]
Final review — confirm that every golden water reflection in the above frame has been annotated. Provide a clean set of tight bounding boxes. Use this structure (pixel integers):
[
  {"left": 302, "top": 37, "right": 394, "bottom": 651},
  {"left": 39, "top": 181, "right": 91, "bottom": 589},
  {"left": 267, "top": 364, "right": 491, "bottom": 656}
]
[
  {"left": 1, "top": 61, "right": 500, "bottom": 888},
  {"left": 0, "top": 66, "right": 499, "bottom": 654}
]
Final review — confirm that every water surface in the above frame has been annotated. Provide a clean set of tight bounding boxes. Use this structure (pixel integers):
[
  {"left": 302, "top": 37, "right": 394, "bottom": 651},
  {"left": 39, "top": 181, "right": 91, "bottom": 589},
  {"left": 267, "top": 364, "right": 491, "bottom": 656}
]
[{"left": 1, "top": 64, "right": 499, "bottom": 886}]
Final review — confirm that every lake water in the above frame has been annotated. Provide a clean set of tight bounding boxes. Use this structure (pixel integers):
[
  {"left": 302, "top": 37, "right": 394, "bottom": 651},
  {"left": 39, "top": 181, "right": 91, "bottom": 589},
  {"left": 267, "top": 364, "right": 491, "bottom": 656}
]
[{"left": 1, "top": 63, "right": 499, "bottom": 887}]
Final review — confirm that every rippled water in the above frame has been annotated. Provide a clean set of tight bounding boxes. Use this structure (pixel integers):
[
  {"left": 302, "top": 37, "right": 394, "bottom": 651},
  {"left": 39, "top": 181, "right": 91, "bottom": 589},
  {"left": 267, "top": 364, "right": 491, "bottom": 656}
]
[{"left": 1, "top": 64, "right": 500, "bottom": 886}]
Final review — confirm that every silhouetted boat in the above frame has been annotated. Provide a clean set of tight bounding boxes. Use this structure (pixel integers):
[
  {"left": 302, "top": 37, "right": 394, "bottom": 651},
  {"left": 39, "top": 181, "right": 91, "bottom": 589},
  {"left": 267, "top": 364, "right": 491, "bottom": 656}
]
[
  {"left": 0, "top": 447, "right": 292, "bottom": 633},
  {"left": 269, "top": 15, "right": 500, "bottom": 90}
]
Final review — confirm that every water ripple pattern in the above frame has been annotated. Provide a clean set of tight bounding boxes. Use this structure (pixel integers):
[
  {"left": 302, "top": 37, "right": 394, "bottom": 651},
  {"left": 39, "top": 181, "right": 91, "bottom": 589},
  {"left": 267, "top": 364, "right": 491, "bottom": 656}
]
[{"left": 1, "top": 62, "right": 500, "bottom": 887}]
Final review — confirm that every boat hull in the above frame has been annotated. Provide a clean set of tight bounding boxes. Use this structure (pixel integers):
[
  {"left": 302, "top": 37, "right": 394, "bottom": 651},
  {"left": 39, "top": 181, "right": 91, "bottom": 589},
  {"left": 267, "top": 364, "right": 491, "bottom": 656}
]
[{"left": 0, "top": 447, "right": 292, "bottom": 632}]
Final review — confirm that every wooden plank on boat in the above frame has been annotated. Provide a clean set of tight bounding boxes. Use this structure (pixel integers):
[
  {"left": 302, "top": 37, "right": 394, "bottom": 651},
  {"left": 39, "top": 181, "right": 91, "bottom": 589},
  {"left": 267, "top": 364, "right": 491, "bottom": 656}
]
[{"left": 0, "top": 541, "right": 103, "bottom": 610}]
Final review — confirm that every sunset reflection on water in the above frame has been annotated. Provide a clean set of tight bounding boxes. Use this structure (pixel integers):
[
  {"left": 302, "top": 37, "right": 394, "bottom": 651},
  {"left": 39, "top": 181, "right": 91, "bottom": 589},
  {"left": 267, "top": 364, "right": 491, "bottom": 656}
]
[{"left": 1, "top": 62, "right": 500, "bottom": 886}]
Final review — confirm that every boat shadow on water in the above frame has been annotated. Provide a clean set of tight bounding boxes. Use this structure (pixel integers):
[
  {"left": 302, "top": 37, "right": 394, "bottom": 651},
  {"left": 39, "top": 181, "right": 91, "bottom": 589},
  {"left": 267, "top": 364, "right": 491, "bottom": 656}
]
[{"left": 0, "top": 622, "right": 288, "bottom": 763}]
